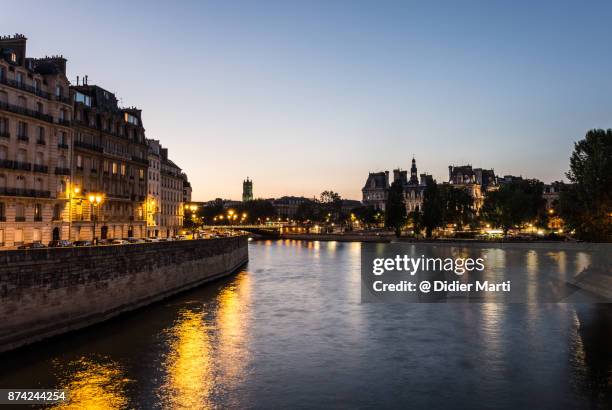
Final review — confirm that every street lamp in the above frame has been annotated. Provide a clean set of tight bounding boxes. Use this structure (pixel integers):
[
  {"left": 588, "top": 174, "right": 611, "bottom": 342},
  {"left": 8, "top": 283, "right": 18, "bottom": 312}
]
[{"left": 88, "top": 193, "right": 104, "bottom": 244}]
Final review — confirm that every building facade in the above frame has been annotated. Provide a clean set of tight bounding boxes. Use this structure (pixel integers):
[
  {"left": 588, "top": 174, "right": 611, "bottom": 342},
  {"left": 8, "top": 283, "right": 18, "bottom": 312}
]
[
  {"left": 362, "top": 171, "right": 389, "bottom": 211},
  {"left": 242, "top": 177, "right": 253, "bottom": 202},
  {"left": 0, "top": 34, "right": 73, "bottom": 248},
  {"left": 397, "top": 158, "right": 432, "bottom": 213},
  {"left": 159, "top": 145, "right": 183, "bottom": 237},
  {"left": 448, "top": 165, "right": 497, "bottom": 211},
  {"left": 146, "top": 139, "right": 162, "bottom": 237},
  {"left": 70, "top": 83, "right": 148, "bottom": 241}
]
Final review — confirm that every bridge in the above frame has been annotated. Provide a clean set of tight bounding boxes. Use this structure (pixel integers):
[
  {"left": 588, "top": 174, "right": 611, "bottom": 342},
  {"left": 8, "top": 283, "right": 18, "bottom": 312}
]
[{"left": 200, "top": 224, "right": 293, "bottom": 237}]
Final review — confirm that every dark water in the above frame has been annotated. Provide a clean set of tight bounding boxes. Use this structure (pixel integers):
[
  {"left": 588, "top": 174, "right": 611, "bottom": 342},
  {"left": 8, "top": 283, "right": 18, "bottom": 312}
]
[{"left": 0, "top": 240, "right": 611, "bottom": 409}]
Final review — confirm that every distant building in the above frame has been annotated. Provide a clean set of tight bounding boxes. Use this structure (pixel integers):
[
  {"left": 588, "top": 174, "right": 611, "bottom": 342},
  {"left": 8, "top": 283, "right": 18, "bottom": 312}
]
[
  {"left": 341, "top": 199, "right": 362, "bottom": 214},
  {"left": 448, "top": 165, "right": 497, "bottom": 210},
  {"left": 362, "top": 171, "right": 389, "bottom": 211},
  {"left": 273, "top": 196, "right": 311, "bottom": 219},
  {"left": 398, "top": 158, "right": 432, "bottom": 213},
  {"left": 242, "top": 177, "right": 253, "bottom": 202}
]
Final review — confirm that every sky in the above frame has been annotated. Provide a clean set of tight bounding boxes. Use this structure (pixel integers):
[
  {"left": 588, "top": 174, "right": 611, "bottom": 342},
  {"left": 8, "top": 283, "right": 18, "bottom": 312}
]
[{"left": 3, "top": 1, "right": 612, "bottom": 201}]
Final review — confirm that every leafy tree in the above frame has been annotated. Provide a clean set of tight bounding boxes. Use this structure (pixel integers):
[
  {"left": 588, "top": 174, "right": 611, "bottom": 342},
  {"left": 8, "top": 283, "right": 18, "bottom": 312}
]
[
  {"left": 440, "top": 185, "right": 474, "bottom": 230},
  {"left": 320, "top": 190, "right": 343, "bottom": 222},
  {"left": 352, "top": 205, "right": 379, "bottom": 229},
  {"left": 558, "top": 129, "right": 612, "bottom": 241},
  {"left": 295, "top": 200, "right": 319, "bottom": 222},
  {"left": 409, "top": 206, "right": 423, "bottom": 237},
  {"left": 481, "top": 179, "right": 545, "bottom": 236},
  {"left": 421, "top": 180, "right": 443, "bottom": 237},
  {"left": 385, "top": 180, "right": 407, "bottom": 236},
  {"left": 201, "top": 203, "right": 224, "bottom": 223}
]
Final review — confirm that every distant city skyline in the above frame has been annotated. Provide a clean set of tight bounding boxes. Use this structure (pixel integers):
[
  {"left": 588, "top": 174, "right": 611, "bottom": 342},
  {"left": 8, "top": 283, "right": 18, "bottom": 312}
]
[{"left": 4, "top": 1, "right": 612, "bottom": 201}]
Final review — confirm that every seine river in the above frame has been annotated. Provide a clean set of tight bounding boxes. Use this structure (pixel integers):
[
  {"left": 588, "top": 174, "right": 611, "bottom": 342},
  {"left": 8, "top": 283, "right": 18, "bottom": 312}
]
[{"left": 0, "top": 240, "right": 610, "bottom": 409}]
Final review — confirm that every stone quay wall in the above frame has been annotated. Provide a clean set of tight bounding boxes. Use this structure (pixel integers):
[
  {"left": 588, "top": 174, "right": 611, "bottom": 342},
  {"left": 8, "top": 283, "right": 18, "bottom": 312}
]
[{"left": 0, "top": 236, "right": 248, "bottom": 353}]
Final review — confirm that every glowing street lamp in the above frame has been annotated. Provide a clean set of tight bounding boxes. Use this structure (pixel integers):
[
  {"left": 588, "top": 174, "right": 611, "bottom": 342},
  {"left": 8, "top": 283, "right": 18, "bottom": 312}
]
[{"left": 87, "top": 193, "right": 105, "bottom": 244}]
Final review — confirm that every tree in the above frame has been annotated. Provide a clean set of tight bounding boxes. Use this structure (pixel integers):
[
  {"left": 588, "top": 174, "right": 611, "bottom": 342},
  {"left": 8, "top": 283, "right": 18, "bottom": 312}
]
[
  {"left": 439, "top": 185, "right": 474, "bottom": 230},
  {"left": 236, "top": 199, "right": 277, "bottom": 223},
  {"left": 385, "top": 180, "right": 407, "bottom": 237},
  {"left": 421, "top": 180, "right": 443, "bottom": 237},
  {"left": 481, "top": 179, "right": 545, "bottom": 236},
  {"left": 409, "top": 206, "right": 423, "bottom": 237},
  {"left": 558, "top": 129, "right": 612, "bottom": 241},
  {"left": 320, "top": 190, "right": 343, "bottom": 221},
  {"left": 352, "top": 205, "right": 379, "bottom": 229}
]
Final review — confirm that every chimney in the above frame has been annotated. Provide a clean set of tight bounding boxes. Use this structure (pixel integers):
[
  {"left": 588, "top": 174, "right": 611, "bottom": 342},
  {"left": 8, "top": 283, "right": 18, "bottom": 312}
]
[{"left": 76, "top": 75, "right": 79, "bottom": 86}]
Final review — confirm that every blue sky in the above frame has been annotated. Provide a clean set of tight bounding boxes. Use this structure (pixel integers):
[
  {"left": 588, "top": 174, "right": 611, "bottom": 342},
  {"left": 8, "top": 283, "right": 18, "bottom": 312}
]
[{"left": 3, "top": 1, "right": 611, "bottom": 200}]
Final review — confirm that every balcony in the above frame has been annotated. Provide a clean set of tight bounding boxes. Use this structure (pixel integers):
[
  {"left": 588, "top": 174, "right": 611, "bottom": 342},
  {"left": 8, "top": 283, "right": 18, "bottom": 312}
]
[
  {"left": 91, "top": 168, "right": 98, "bottom": 174},
  {"left": 34, "top": 216, "right": 42, "bottom": 222},
  {"left": 0, "top": 187, "right": 51, "bottom": 198},
  {"left": 0, "top": 101, "right": 54, "bottom": 124},
  {"left": 33, "top": 164, "right": 48, "bottom": 173},
  {"left": 0, "top": 77, "right": 52, "bottom": 99},
  {"left": 57, "top": 118, "right": 71, "bottom": 127},
  {"left": 0, "top": 132, "right": 9, "bottom": 139},
  {"left": 15, "top": 216, "right": 26, "bottom": 222},
  {"left": 36, "top": 139, "right": 46, "bottom": 146},
  {"left": 55, "top": 167, "right": 71, "bottom": 175},
  {"left": 74, "top": 140, "right": 103, "bottom": 152},
  {"left": 57, "top": 142, "right": 69, "bottom": 149},
  {"left": 17, "top": 135, "right": 29, "bottom": 142},
  {"left": 55, "top": 94, "right": 72, "bottom": 105},
  {"left": 131, "top": 156, "right": 149, "bottom": 166},
  {"left": 13, "top": 161, "right": 32, "bottom": 171}
]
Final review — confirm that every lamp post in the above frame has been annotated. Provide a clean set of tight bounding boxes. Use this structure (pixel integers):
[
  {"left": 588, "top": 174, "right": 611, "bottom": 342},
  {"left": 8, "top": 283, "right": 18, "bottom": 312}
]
[{"left": 88, "top": 193, "right": 104, "bottom": 244}]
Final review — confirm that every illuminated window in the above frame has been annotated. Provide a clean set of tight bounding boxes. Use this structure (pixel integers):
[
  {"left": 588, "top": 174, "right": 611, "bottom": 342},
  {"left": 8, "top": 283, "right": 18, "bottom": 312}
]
[
  {"left": 10, "top": 52, "right": 17, "bottom": 63},
  {"left": 112, "top": 162, "right": 118, "bottom": 175}
]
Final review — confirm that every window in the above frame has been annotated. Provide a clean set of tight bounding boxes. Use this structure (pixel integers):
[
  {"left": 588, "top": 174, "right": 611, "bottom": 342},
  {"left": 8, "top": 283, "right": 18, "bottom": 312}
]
[
  {"left": 37, "top": 126, "right": 45, "bottom": 143},
  {"left": 103, "top": 160, "right": 109, "bottom": 173},
  {"left": 53, "top": 203, "right": 62, "bottom": 220},
  {"left": 0, "top": 202, "right": 5, "bottom": 221},
  {"left": 55, "top": 85, "right": 62, "bottom": 97},
  {"left": 32, "top": 228, "right": 42, "bottom": 242},
  {"left": 0, "top": 229, "right": 4, "bottom": 246},
  {"left": 0, "top": 146, "right": 7, "bottom": 160},
  {"left": 76, "top": 155, "right": 83, "bottom": 169},
  {"left": 14, "top": 228, "right": 23, "bottom": 245},
  {"left": 120, "top": 163, "right": 126, "bottom": 176},
  {"left": 17, "top": 149, "right": 27, "bottom": 163},
  {"left": 112, "top": 162, "right": 118, "bottom": 175},
  {"left": 17, "top": 96, "right": 26, "bottom": 108},
  {"left": 15, "top": 204, "right": 25, "bottom": 221},
  {"left": 0, "top": 118, "right": 7, "bottom": 135},
  {"left": 59, "top": 131, "right": 67, "bottom": 145},
  {"left": 35, "top": 152, "right": 43, "bottom": 165},
  {"left": 124, "top": 113, "right": 139, "bottom": 125},
  {"left": 139, "top": 169, "right": 145, "bottom": 180},
  {"left": 37, "top": 102, "right": 43, "bottom": 113},
  {"left": 74, "top": 91, "right": 91, "bottom": 107},
  {"left": 10, "top": 52, "right": 17, "bottom": 63},
  {"left": 0, "top": 66, "right": 4, "bottom": 81},
  {"left": 0, "top": 91, "right": 7, "bottom": 103},
  {"left": 58, "top": 155, "right": 66, "bottom": 169},
  {"left": 33, "top": 79, "right": 40, "bottom": 92},
  {"left": 34, "top": 203, "right": 42, "bottom": 221},
  {"left": 17, "top": 122, "right": 27, "bottom": 138},
  {"left": 35, "top": 178, "right": 43, "bottom": 191},
  {"left": 16, "top": 72, "right": 24, "bottom": 86},
  {"left": 16, "top": 175, "right": 25, "bottom": 189}
]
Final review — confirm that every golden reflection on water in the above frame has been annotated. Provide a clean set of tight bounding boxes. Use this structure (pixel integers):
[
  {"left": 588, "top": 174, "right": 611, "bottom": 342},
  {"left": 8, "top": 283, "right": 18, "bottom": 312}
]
[
  {"left": 158, "top": 271, "right": 252, "bottom": 409},
  {"left": 52, "top": 357, "right": 131, "bottom": 409}
]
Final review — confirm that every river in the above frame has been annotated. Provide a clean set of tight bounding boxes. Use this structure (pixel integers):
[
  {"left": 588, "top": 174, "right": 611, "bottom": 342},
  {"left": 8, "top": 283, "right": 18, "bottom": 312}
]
[{"left": 0, "top": 239, "right": 610, "bottom": 409}]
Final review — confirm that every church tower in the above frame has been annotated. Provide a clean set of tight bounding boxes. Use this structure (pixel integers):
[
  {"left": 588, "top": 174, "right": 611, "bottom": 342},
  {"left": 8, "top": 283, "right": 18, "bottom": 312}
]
[
  {"left": 242, "top": 177, "right": 253, "bottom": 202},
  {"left": 409, "top": 157, "right": 419, "bottom": 184}
]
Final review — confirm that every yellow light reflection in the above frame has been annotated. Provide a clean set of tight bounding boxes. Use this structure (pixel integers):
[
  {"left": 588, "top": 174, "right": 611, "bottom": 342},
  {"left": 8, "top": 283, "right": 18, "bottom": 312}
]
[
  {"left": 53, "top": 358, "right": 131, "bottom": 409},
  {"left": 159, "top": 309, "right": 214, "bottom": 409}
]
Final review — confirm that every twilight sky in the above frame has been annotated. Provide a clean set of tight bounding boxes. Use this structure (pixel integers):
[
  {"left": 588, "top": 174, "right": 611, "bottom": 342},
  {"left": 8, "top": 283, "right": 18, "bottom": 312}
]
[{"left": 3, "top": 1, "right": 612, "bottom": 201}]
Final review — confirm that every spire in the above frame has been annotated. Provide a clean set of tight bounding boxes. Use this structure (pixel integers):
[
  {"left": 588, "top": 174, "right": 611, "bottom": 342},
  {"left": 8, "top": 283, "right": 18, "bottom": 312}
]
[{"left": 409, "top": 156, "right": 418, "bottom": 184}]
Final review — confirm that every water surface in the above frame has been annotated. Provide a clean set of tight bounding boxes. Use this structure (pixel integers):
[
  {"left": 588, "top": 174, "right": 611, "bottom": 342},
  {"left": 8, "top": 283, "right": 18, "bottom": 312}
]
[{"left": 0, "top": 240, "right": 610, "bottom": 409}]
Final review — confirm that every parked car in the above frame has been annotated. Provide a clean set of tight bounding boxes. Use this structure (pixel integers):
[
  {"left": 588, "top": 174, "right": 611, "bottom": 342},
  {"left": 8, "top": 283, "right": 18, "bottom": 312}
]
[
  {"left": 97, "top": 239, "right": 112, "bottom": 245},
  {"left": 73, "top": 240, "right": 93, "bottom": 247},
  {"left": 18, "top": 242, "right": 47, "bottom": 250},
  {"left": 111, "top": 239, "right": 129, "bottom": 245},
  {"left": 126, "top": 237, "right": 145, "bottom": 243},
  {"left": 144, "top": 238, "right": 160, "bottom": 243},
  {"left": 48, "top": 240, "right": 72, "bottom": 247}
]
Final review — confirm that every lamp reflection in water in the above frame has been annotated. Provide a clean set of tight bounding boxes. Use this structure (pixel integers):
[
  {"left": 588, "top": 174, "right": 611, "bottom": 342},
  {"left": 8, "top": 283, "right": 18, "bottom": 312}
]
[
  {"left": 157, "top": 270, "right": 252, "bottom": 409},
  {"left": 52, "top": 357, "right": 131, "bottom": 409}
]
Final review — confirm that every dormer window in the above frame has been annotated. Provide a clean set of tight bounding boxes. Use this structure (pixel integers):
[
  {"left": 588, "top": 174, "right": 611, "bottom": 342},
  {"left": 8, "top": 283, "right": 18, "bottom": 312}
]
[{"left": 9, "top": 52, "right": 17, "bottom": 63}]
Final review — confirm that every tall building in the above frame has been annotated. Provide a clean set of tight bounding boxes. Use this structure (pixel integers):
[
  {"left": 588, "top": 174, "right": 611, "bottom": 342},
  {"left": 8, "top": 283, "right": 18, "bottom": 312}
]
[
  {"left": 362, "top": 171, "right": 389, "bottom": 211},
  {"left": 70, "top": 82, "right": 148, "bottom": 240},
  {"left": 398, "top": 158, "right": 432, "bottom": 213},
  {"left": 180, "top": 172, "right": 191, "bottom": 203},
  {"left": 242, "top": 177, "right": 253, "bottom": 202},
  {"left": 0, "top": 34, "right": 73, "bottom": 248}
]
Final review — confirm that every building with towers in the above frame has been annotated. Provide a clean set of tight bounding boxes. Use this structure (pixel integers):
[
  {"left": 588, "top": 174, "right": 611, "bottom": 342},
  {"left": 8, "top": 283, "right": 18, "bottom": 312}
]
[{"left": 242, "top": 177, "right": 253, "bottom": 202}]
